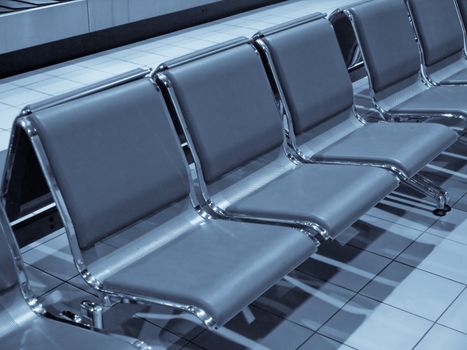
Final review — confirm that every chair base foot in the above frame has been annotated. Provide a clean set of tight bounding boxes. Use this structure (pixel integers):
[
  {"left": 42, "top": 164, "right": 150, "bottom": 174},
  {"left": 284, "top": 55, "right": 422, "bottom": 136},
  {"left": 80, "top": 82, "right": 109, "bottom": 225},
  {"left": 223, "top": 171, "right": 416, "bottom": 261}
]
[
  {"left": 80, "top": 300, "right": 104, "bottom": 330},
  {"left": 432, "top": 205, "right": 451, "bottom": 217}
]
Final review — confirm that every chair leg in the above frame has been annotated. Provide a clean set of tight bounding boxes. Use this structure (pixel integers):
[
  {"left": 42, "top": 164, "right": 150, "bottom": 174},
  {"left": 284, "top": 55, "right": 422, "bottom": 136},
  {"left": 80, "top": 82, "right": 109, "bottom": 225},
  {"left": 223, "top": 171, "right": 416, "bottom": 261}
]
[
  {"left": 404, "top": 174, "right": 451, "bottom": 216},
  {"left": 80, "top": 300, "right": 104, "bottom": 330}
]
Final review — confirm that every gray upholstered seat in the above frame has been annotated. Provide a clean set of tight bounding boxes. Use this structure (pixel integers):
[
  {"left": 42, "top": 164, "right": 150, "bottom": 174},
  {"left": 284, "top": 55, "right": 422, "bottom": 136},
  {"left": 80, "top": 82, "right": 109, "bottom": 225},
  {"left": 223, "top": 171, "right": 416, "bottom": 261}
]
[
  {"left": 226, "top": 163, "right": 397, "bottom": 235},
  {"left": 406, "top": 0, "right": 467, "bottom": 85},
  {"left": 441, "top": 67, "right": 467, "bottom": 84},
  {"left": 391, "top": 84, "right": 467, "bottom": 116},
  {"left": 0, "top": 208, "right": 138, "bottom": 350},
  {"left": 347, "top": 0, "right": 467, "bottom": 123},
  {"left": 158, "top": 41, "right": 399, "bottom": 240},
  {"left": 20, "top": 76, "right": 317, "bottom": 327},
  {"left": 316, "top": 122, "right": 456, "bottom": 178},
  {"left": 101, "top": 215, "right": 315, "bottom": 326},
  {"left": 253, "top": 15, "right": 457, "bottom": 179}
]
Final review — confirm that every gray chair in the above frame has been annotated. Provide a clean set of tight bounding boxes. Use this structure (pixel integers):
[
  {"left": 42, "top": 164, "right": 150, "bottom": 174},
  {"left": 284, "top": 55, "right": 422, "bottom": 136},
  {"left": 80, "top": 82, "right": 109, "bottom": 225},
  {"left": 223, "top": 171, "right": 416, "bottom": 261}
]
[
  {"left": 5, "top": 71, "right": 319, "bottom": 329},
  {"left": 345, "top": 0, "right": 467, "bottom": 125},
  {"left": 405, "top": 0, "right": 467, "bottom": 85},
  {"left": 155, "top": 38, "right": 400, "bottom": 242},
  {"left": 0, "top": 204, "right": 146, "bottom": 350},
  {"left": 252, "top": 13, "right": 457, "bottom": 216}
]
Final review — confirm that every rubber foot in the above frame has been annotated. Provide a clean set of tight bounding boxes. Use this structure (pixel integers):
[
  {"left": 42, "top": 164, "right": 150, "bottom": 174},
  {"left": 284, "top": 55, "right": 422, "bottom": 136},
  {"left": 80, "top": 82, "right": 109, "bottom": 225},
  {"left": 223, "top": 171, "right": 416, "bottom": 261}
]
[{"left": 433, "top": 208, "right": 448, "bottom": 216}]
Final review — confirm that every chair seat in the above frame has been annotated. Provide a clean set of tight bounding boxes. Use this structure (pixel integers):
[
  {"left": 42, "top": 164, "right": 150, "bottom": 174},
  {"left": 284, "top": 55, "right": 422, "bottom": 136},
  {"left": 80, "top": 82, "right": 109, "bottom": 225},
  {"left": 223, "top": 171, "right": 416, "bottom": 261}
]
[
  {"left": 225, "top": 164, "right": 398, "bottom": 237},
  {"left": 314, "top": 123, "right": 457, "bottom": 178},
  {"left": 441, "top": 66, "right": 467, "bottom": 84},
  {"left": 391, "top": 85, "right": 467, "bottom": 117},
  {"left": 2, "top": 316, "right": 136, "bottom": 350},
  {"left": 102, "top": 219, "right": 316, "bottom": 326}
]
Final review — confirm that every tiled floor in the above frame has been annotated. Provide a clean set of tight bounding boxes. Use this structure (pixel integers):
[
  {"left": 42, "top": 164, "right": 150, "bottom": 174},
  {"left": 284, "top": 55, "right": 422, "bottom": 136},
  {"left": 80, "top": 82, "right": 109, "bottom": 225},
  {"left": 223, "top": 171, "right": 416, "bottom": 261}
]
[{"left": 1, "top": 0, "right": 467, "bottom": 349}]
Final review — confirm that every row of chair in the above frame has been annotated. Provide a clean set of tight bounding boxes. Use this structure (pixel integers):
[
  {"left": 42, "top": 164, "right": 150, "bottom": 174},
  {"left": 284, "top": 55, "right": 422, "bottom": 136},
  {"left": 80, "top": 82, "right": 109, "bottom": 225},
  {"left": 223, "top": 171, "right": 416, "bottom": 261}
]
[
  {"left": 335, "top": 0, "right": 467, "bottom": 124},
  {"left": 0, "top": 3, "right": 464, "bottom": 347}
]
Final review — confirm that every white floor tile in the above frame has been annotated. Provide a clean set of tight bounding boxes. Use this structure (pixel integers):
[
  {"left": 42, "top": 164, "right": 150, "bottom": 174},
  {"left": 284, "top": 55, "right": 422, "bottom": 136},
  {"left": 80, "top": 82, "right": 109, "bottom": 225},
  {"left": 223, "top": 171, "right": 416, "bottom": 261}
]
[
  {"left": 91, "top": 61, "right": 142, "bottom": 75},
  {"left": 299, "top": 333, "right": 354, "bottom": 350},
  {"left": 438, "top": 288, "right": 467, "bottom": 333},
  {"left": 0, "top": 130, "right": 11, "bottom": 150},
  {"left": 193, "top": 305, "right": 313, "bottom": 350},
  {"left": 174, "top": 38, "right": 219, "bottom": 50},
  {"left": 414, "top": 324, "right": 467, "bottom": 350},
  {"left": 65, "top": 68, "right": 115, "bottom": 85},
  {"left": 360, "top": 261, "right": 464, "bottom": 321},
  {"left": 254, "top": 270, "right": 355, "bottom": 331},
  {"left": 0, "top": 83, "right": 20, "bottom": 94},
  {"left": 46, "top": 63, "right": 84, "bottom": 77},
  {"left": 367, "top": 192, "right": 441, "bottom": 232},
  {"left": 454, "top": 193, "right": 467, "bottom": 212},
  {"left": 426, "top": 208, "right": 467, "bottom": 246},
  {"left": 0, "top": 87, "right": 50, "bottom": 107},
  {"left": 397, "top": 233, "right": 467, "bottom": 285},
  {"left": 320, "top": 295, "right": 433, "bottom": 350},
  {"left": 298, "top": 242, "right": 391, "bottom": 292},
  {"left": 25, "top": 263, "right": 62, "bottom": 297},
  {"left": 201, "top": 32, "right": 239, "bottom": 43},
  {"left": 0, "top": 107, "right": 20, "bottom": 130},
  {"left": 28, "top": 77, "right": 84, "bottom": 96},
  {"left": 339, "top": 214, "right": 423, "bottom": 259},
  {"left": 23, "top": 234, "right": 77, "bottom": 280},
  {"left": 155, "top": 46, "right": 194, "bottom": 59},
  {"left": 11, "top": 73, "right": 53, "bottom": 87}
]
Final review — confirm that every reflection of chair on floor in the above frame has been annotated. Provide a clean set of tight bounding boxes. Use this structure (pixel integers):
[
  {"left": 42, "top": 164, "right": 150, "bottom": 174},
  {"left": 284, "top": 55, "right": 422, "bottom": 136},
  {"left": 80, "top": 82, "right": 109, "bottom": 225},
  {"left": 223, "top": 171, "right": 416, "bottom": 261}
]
[{"left": 0, "top": 205, "right": 147, "bottom": 350}]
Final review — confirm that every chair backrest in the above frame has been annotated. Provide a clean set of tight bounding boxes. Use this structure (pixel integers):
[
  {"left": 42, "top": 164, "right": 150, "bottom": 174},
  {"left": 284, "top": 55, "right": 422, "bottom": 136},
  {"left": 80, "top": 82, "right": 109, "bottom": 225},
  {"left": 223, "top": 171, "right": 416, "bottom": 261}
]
[
  {"left": 29, "top": 79, "right": 190, "bottom": 249},
  {"left": 348, "top": 0, "right": 420, "bottom": 93},
  {"left": 162, "top": 43, "right": 284, "bottom": 184},
  {"left": 407, "top": 0, "right": 464, "bottom": 67},
  {"left": 258, "top": 16, "right": 354, "bottom": 135},
  {"left": 330, "top": 11, "right": 360, "bottom": 68}
]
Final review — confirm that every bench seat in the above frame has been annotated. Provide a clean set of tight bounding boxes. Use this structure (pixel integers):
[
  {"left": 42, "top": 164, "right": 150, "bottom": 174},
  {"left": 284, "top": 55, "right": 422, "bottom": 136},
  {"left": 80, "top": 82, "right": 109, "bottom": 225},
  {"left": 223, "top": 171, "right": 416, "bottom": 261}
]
[
  {"left": 225, "top": 163, "right": 397, "bottom": 235},
  {"left": 100, "top": 214, "right": 316, "bottom": 327},
  {"left": 315, "top": 122, "right": 457, "bottom": 178}
]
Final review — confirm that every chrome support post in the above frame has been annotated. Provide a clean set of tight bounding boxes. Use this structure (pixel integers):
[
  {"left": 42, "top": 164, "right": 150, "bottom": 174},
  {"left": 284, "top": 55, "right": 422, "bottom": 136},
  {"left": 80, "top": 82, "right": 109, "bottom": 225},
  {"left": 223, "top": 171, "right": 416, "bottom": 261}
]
[
  {"left": 405, "top": 174, "right": 451, "bottom": 216},
  {"left": 80, "top": 300, "right": 104, "bottom": 330}
]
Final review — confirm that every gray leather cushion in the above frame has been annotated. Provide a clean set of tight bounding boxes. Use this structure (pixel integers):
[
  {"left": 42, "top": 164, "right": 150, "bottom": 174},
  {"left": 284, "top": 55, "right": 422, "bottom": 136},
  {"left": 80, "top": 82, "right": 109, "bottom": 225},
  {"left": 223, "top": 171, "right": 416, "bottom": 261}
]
[
  {"left": 315, "top": 123, "right": 457, "bottom": 178},
  {"left": 263, "top": 18, "right": 354, "bottom": 134},
  {"left": 0, "top": 215, "right": 18, "bottom": 292},
  {"left": 349, "top": 0, "right": 420, "bottom": 92},
  {"left": 227, "top": 164, "right": 398, "bottom": 236},
  {"left": 103, "top": 219, "right": 316, "bottom": 326},
  {"left": 165, "top": 44, "right": 283, "bottom": 184},
  {"left": 391, "top": 84, "right": 467, "bottom": 116},
  {"left": 408, "top": 0, "right": 464, "bottom": 66},
  {"left": 31, "top": 79, "right": 189, "bottom": 249}
]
